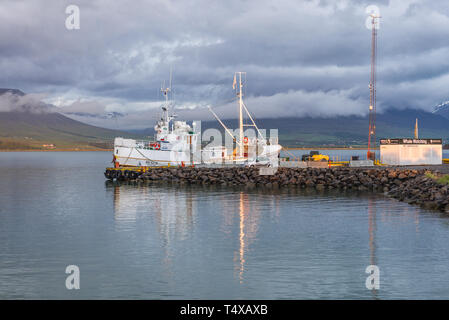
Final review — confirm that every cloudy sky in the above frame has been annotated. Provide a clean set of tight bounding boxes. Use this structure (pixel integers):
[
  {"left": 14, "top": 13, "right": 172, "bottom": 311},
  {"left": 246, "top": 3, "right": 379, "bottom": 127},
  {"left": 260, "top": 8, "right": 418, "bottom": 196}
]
[{"left": 1, "top": 0, "right": 449, "bottom": 129}]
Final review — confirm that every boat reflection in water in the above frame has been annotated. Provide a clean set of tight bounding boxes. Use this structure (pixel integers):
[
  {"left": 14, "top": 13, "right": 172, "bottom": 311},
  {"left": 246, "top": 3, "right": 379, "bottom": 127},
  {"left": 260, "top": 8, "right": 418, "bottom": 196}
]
[
  {"left": 107, "top": 181, "right": 266, "bottom": 283},
  {"left": 108, "top": 181, "right": 195, "bottom": 276},
  {"left": 110, "top": 181, "right": 195, "bottom": 235}
]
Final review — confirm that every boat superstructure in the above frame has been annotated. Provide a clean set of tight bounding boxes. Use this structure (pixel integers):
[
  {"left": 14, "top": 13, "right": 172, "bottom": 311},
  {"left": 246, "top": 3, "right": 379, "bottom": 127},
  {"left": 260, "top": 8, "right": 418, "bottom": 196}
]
[
  {"left": 203, "top": 72, "right": 282, "bottom": 165},
  {"left": 112, "top": 72, "right": 281, "bottom": 169},
  {"left": 113, "top": 77, "right": 199, "bottom": 167}
]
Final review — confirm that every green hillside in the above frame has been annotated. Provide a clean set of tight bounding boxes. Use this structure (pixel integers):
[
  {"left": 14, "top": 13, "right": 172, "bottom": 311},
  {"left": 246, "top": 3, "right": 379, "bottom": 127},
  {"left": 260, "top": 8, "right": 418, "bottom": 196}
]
[{"left": 0, "top": 111, "right": 139, "bottom": 150}]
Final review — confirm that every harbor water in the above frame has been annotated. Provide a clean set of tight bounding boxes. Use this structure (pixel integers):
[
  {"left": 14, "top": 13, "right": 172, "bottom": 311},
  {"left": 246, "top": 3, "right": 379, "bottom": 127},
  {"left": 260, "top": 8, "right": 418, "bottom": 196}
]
[{"left": 1, "top": 151, "right": 449, "bottom": 299}]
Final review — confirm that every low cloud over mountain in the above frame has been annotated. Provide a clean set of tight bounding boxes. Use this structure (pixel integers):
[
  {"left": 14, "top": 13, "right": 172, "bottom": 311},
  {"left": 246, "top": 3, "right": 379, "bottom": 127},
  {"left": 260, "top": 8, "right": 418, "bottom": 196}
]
[
  {"left": 0, "top": 89, "right": 55, "bottom": 113},
  {"left": 2, "top": 1, "right": 449, "bottom": 128}
]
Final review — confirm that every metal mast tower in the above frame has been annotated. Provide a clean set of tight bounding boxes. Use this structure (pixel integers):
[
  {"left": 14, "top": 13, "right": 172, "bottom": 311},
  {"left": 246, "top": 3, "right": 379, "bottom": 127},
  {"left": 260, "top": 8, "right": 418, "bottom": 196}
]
[
  {"left": 234, "top": 72, "right": 246, "bottom": 158},
  {"left": 367, "top": 14, "right": 380, "bottom": 161}
]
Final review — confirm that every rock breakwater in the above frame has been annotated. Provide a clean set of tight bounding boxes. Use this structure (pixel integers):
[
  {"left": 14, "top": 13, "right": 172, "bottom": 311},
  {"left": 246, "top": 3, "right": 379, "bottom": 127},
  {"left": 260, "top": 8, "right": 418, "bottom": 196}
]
[{"left": 117, "top": 166, "right": 449, "bottom": 213}]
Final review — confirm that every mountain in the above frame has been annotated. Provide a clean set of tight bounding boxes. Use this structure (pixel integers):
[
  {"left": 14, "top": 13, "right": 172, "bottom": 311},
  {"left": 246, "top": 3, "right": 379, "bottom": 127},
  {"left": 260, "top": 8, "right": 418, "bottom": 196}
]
[
  {"left": 138, "top": 108, "right": 449, "bottom": 147},
  {"left": 0, "top": 111, "right": 141, "bottom": 150},
  {"left": 3, "top": 87, "right": 447, "bottom": 149},
  {"left": 266, "top": 109, "right": 449, "bottom": 147},
  {"left": 0, "top": 88, "right": 25, "bottom": 96},
  {"left": 433, "top": 101, "right": 449, "bottom": 120},
  {"left": 0, "top": 89, "right": 139, "bottom": 150}
]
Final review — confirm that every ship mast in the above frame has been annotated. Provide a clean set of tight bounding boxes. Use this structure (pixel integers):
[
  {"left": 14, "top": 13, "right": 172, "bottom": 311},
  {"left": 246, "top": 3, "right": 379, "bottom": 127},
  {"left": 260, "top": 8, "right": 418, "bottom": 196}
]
[
  {"left": 234, "top": 72, "right": 246, "bottom": 158},
  {"left": 208, "top": 72, "right": 268, "bottom": 158},
  {"left": 160, "top": 68, "right": 173, "bottom": 127},
  {"left": 161, "top": 84, "right": 170, "bottom": 122}
]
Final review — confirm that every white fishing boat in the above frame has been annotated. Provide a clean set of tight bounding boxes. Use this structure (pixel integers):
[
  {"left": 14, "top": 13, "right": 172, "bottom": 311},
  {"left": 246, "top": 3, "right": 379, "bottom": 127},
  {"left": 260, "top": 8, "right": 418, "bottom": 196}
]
[{"left": 112, "top": 72, "right": 282, "bottom": 168}]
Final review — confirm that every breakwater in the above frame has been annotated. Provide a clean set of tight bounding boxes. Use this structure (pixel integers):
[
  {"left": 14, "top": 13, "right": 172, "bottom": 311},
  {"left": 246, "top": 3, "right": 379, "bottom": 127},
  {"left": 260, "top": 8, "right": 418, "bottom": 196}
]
[{"left": 109, "top": 166, "right": 449, "bottom": 213}]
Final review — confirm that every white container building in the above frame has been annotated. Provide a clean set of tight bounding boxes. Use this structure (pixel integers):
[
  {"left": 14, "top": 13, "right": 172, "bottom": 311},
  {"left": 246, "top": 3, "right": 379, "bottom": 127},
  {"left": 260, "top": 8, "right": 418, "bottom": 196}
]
[{"left": 380, "top": 138, "right": 442, "bottom": 165}]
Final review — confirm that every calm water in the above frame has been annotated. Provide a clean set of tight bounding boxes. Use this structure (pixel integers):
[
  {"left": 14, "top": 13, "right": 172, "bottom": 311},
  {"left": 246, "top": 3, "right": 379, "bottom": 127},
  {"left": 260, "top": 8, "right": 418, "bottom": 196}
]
[{"left": 1, "top": 151, "right": 449, "bottom": 299}]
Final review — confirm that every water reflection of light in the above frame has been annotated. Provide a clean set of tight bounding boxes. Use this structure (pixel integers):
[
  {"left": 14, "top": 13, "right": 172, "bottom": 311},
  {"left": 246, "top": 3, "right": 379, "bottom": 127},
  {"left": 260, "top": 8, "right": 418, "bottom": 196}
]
[
  {"left": 368, "top": 198, "right": 376, "bottom": 267},
  {"left": 234, "top": 192, "right": 261, "bottom": 284},
  {"left": 370, "top": 196, "right": 423, "bottom": 297},
  {"left": 239, "top": 193, "right": 246, "bottom": 283},
  {"left": 368, "top": 197, "right": 378, "bottom": 299}
]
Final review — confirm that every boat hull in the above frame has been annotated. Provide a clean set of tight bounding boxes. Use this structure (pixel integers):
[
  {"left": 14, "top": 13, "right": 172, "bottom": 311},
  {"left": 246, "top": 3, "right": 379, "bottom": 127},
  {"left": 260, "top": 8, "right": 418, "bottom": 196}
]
[{"left": 115, "top": 146, "right": 196, "bottom": 167}]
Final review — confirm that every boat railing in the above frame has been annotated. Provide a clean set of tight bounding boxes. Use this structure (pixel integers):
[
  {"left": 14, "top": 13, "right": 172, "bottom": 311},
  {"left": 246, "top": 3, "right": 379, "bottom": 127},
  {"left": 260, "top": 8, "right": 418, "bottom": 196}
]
[{"left": 135, "top": 139, "right": 156, "bottom": 148}]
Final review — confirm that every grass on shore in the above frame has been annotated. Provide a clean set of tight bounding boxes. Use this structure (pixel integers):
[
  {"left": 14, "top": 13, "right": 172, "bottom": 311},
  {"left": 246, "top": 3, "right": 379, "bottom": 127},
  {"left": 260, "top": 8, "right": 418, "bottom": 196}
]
[
  {"left": 0, "top": 137, "right": 112, "bottom": 151},
  {"left": 425, "top": 172, "right": 449, "bottom": 185}
]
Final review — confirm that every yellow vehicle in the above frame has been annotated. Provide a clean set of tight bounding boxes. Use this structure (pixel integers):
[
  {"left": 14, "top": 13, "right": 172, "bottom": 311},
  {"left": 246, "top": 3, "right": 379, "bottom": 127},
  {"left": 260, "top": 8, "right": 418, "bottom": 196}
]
[{"left": 301, "top": 151, "right": 330, "bottom": 162}]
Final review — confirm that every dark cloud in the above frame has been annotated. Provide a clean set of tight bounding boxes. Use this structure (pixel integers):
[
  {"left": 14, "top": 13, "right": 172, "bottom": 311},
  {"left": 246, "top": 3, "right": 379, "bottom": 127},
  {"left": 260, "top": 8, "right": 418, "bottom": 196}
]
[{"left": 1, "top": 0, "right": 449, "bottom": 129}]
